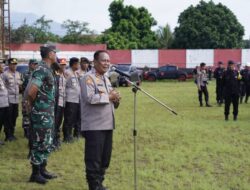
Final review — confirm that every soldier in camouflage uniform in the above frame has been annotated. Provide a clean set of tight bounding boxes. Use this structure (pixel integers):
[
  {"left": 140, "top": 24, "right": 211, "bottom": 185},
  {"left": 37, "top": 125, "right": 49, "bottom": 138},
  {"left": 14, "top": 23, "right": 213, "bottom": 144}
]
[
  {"left": 22, "top": 59, "right": 38, "bottom": 138},
  {"left": 25, "top": 44, "right": 58, "bottom": 184}
]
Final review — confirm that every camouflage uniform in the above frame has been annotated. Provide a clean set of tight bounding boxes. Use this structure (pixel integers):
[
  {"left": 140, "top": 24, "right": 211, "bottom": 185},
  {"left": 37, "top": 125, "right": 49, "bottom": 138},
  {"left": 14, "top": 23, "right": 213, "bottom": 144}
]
[
  {"left": 22, "top": 69, "right": 33, "bottom": 138},
  {"left": 29, "top": 61, "right": 55, "bottom": 165}
]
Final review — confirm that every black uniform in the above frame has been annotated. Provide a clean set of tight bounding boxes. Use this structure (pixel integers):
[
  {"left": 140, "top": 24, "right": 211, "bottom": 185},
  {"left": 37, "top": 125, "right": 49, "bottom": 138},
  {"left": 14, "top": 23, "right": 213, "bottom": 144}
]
[
  {"left": 241, "top": 68, "right": 250, "bottom": 103},
  {"left": 208, "top": 67, "right": 212, "bottom": 81},
  {"left": 239, "top": 69, "right": 247, "bottom": 103},
  {"left": 222, "top": 68, "right": 241, "bottom": 120},
  {"left": 214, "top": 67, "right": 225, "bottom": 104}
]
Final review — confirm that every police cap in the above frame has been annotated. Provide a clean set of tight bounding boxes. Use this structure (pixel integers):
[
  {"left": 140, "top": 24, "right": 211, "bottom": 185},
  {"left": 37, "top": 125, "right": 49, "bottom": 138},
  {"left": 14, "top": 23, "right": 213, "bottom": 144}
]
[
  {"left": 8, "top": 58, "right": 18, "bottom": 65},
  {"left": 29, "top": 59, "right": 38, "bottom": 65},
  {"left": 59, "top": 58, "right": 67, "bottom": 65},
  {"left": 40, "top": 44, "right": 58, "bottom": 54},
  {"left": 228, "top": 60, "right": 235, "bottom": 65}
]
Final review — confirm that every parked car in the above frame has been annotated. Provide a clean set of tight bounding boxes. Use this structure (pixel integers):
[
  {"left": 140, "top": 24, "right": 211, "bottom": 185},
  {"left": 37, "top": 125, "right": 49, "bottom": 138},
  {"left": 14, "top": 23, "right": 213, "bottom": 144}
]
[
  {"left": 114, "top": 64, "right": 143, "bottom": 86},
  {"left": 16, "top": 64, "right": 29, "bottom": 74},
  {"left": 144, "top": 65, "right": 188, "bottom": 81},
  {"left": 106, "top": 67, "right": 120, "bottom": 87}
]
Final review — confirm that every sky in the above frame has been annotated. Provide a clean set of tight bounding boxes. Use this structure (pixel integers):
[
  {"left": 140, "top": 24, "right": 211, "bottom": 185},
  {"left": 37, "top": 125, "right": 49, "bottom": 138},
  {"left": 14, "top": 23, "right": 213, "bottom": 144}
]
[{"left": 11, "top": 0, "right": 250, "bottom": 39}]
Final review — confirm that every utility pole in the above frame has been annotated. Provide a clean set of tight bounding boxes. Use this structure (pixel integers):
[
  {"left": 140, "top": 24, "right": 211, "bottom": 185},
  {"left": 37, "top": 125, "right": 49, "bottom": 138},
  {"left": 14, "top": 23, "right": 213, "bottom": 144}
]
[{"left": 0, "top": 0, "right": 11, "bottom": 61}]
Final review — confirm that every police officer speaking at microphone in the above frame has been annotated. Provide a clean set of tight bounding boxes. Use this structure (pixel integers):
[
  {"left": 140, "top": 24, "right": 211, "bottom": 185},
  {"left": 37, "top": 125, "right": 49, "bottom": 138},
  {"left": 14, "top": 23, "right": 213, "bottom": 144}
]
[
  {"left": 222, "top": 60, "right": 241, "bottom": 121},
  {"left": 80, "top": 50, "right": 121, "bottom": 190}
]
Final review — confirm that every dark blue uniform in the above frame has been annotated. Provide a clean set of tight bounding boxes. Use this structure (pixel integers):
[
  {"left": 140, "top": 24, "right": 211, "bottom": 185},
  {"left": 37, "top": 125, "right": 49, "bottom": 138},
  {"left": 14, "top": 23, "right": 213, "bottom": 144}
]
[
  {"left": 222, "top": 69, "right": 241, "bottom": 120},
  {"left": 214, "top": 67, "right": 225, "bottom": 104},
  {"left": 241, "top": 68, "right": 250, "bottom": 103}
]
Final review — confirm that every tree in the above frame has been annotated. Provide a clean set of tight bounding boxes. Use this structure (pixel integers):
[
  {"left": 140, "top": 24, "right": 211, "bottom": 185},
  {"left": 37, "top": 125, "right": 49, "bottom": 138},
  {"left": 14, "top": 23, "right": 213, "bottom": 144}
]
[
  {"left": 100, "top": 0, "right": 158, "bottom": 49},
  {"left": 61, "top": 19, "right": 96, "bottom": 44},
  {"left": 11, "top": 16, "right": 61, "bottom": 43},
  {"left": 11, "top": 20, "right": 34, "bottom": 43},
  {"left": 243, "top": 37, "right": 250, "bottom": 48},
  {"left": 156, "top": 24, "right": 174, "bottom": 49},
  {"left": 32, "top": 15, "right": 60, "bottom": 43},
  {"left": 173, "top": 0, "right": 245, "bottom": 49}
]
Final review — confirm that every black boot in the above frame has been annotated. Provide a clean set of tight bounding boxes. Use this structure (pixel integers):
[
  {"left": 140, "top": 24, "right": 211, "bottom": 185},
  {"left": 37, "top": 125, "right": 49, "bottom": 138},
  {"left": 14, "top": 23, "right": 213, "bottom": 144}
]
[
  {"left": 4, "top": 131, "right": 12, "bottom": 142},
  {"left": 88, "top": 180, "right": 102, "bottom": 190},
  {"left": 29, "top": 164, "right": 48, "bottom": 184},
  {"left": 225, "top": 115, "right": 229, "bottom": 121},
  {"left": 233, "top": 115, "right": 237, "bottom": 121},
  {"left": 99, "top": 169, "right": 109, "bottom": 190},
  {"left": 199, "top": 102, "right": 203, "bottom": 107},
  {"left": 40, "top": 160, "right": 57, "bottom": 179},
  {"left": 206, "top": 102, "right": 212, "bottom": 107}
]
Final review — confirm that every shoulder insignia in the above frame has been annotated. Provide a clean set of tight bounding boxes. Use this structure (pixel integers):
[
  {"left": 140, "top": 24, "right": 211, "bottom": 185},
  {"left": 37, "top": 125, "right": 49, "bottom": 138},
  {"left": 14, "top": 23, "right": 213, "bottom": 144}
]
[{"left": 86, "top": 76, "right": 94, "bottom": 85}]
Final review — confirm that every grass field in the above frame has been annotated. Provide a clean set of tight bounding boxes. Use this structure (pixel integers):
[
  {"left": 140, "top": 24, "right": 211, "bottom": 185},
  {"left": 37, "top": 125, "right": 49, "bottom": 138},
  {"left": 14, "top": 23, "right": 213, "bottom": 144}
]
[{"left": 0, "top": 80, "right": 250, "bottom": 190}]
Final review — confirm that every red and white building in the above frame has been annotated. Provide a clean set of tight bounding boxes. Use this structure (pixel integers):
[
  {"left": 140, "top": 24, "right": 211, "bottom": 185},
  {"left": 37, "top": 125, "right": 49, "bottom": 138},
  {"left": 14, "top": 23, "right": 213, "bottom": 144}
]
[{"left": 10, "top": 43, "right": 250, "bottom": 68}]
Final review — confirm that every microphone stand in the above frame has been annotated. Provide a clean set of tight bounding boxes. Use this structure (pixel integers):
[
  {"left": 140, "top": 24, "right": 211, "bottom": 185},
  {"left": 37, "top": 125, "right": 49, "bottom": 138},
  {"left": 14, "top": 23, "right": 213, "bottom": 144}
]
[{"left": 124, "top": 78, "right": 177, "bottom": 190}]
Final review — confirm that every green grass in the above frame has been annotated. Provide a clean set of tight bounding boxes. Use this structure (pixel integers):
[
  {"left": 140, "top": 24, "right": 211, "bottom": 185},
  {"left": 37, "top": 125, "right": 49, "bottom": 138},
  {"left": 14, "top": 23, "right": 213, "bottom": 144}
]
[{"left": 0, "top": 81, "right": 250, "bottom": 190}]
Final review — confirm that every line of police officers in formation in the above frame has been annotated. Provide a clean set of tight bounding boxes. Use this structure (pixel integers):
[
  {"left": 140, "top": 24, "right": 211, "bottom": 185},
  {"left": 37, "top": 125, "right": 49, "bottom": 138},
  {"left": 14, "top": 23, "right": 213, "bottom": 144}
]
[
  {"left": 0, "top": 56, "right": 91, "bottom": 146},
  {"left": 195, "top": 60, "right": 250, "bottom": 121},
  {"left": 0, "top": 46, "right": 120, "bottom": 190}
]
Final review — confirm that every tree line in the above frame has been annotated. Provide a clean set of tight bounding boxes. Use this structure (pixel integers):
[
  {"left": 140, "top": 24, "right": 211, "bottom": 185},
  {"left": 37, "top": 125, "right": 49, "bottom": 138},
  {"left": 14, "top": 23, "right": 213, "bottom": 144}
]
[{"left": 11, "top": 0, "right": 250, "bottom": 49}]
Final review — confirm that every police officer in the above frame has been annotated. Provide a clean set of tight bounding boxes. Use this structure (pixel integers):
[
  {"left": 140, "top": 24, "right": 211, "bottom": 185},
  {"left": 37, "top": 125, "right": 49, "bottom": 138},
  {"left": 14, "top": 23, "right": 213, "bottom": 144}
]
[
  {"left": 25, "top": 44, "right": 58, "bottom": 184},
  {"left": 78, "top": 57, "right": 90, "bottom": 79},
  {"left": 63, "top": 57, "right": 81, "bottom": 143},
  {"left": 241, "top": 63, "right": 250, "bottom": 103},
  {"left": 80, "top": 50, "right": 121, "bottom": 190},
  {"left": 236, "top": 63, "right": 245, "bottom": 103},
  {"left": 22, "top": 59, "right": 38, "bottom": 138},
  {"left": 0, "top": 62, "right": 10, "bottom": 145},
  {"left": 222, "top": 60, "right": 241, "bottom": 121},
  {"left": 196, "top": 62, "right": 211, "bottom": 107},
  {"left": 214, "top": 61, "right": 225, "bottom": 105},
  {"left": 2, "top": 58, "right": 22, "bottom": 141},
  {"left": 53, "top": 58, "right": 67, "bottom": 148},
  {"left": 208, "top": 66, "right": 213, "bottom": 81}
]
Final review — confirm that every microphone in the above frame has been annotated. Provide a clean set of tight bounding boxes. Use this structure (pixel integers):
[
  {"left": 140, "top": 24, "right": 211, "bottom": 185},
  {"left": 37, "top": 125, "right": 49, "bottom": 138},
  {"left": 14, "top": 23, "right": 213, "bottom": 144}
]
[{"left": 111, "top": 66, "right": 131, "bottom": 78}]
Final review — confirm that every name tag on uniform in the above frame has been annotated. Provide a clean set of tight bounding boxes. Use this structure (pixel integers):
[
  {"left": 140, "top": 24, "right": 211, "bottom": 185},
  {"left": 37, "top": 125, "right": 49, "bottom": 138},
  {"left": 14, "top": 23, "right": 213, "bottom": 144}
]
[
  {"left": 71, "top": 78, "right": 77, "bottom": 86},
  {"left": 9, "top": 78, "right": 14, "bottom": 87},
  {"left": 97, "top": 86, "right": 106, "bottom": 94}
]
